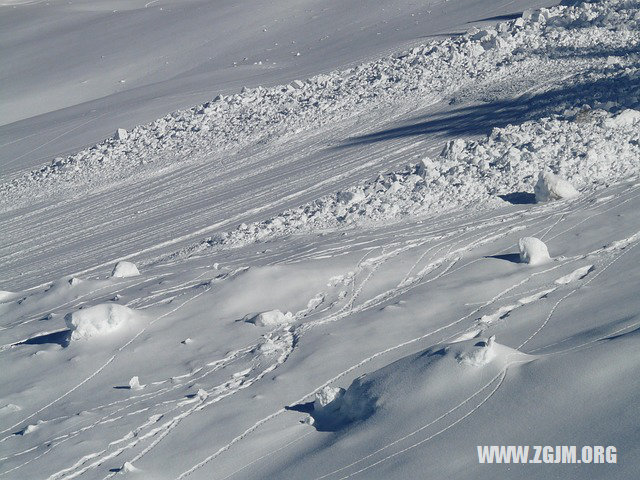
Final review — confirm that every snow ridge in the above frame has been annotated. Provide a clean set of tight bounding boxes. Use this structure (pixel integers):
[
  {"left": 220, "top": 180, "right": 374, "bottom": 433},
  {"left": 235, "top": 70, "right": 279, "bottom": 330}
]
[{"left": 3, "top": 0, "right": 639, "bottom": 209}]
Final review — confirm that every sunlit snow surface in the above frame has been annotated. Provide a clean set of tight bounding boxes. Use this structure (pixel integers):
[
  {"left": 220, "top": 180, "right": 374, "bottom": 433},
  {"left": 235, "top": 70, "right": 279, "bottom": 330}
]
[{"left": 1, "top": 1, "right": 640, "bottom": 479}]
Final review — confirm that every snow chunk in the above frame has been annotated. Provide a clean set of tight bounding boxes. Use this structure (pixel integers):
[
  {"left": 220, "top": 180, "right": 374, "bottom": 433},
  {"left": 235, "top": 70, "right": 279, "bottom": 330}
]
[
  {"left": 128, "top": 376, "right": 145, "bottom": 390},
  {"left": 111, "top": 261, "right": 140, "bottom": 278},
  {"left": 519, "top": 237, "right": 551, "bottom": 265},
  {"left": 605, "top": 109, "right": 640, "bottom": 128},
  {"left": 0, "top": 290, "right": 18, "bottom": 302},
  {"left": 65, "top": 303, "right": 138, "bottom": 340},
  {"left": 534, "top": 171, "right": 579, "bottom": 203},
  {"left": 314, "top": 386, "right": 345, "bottom": 410},
  {"left": 456, "top": 335, "right": 496, "bottom": 366},
  {"left": 115, "top": 128, "right": 129, "bottom": 141},
  {"left": 244, "top": 309, "right": 293, "bottom": 327}
]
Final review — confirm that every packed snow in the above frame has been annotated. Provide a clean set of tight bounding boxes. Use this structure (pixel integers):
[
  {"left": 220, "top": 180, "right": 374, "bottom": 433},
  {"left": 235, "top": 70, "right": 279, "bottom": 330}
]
[
  {"left": 1, "top": 1, "right": 640, "bottom": 480},
  {"left": 64, "top": 303, "right": 140, "bottom": 341}
]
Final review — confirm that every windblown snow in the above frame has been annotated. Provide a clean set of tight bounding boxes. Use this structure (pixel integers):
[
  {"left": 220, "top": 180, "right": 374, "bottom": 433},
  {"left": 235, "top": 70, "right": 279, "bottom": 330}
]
[{"left": 1, "top": 1, "right": 639, "bottom": 480}]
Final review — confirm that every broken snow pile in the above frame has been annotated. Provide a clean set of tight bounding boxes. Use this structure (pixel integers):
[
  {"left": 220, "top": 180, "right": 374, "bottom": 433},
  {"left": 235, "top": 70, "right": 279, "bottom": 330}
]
[
  {"left": 3, "top": 0, "right": 639, "bottom": 208},
  {"left": 177, "top": 106, "right": 640, "bottom": 255},
  {"left": 534, "top": 171, "right": 579, "bottom": 203},
  {"left": 65, "top": 303, "right": 139, "bottom": 341},
  {"left": 305, "top": 338, "right": 531, "bottom": 431}
]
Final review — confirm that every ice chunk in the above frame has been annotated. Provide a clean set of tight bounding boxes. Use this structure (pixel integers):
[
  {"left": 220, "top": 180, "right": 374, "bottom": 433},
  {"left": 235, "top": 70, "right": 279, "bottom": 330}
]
[
  {"left": 519, "top": 237, "right": 551, "bottom": 265},
  {"left": 534, "top": 171, "right": 579, "bottom": 203}
]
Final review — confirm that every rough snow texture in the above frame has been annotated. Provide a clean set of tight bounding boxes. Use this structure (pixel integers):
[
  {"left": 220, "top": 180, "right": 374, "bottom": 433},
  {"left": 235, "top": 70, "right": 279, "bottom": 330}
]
[
  {"left": 168, "top": 102, "right": 640, "bottom": 257},
  {"left": 3, "top": 0, "right": 639, "bottom": 210},
  {"left": 534, "top": 171, "right": 579, "bottom": 203},
  {"left": 244, "top": 310, "right": 293, "bottom": 327},
  {"left": 519, "top": 237, "right": 551, "bottom": 265},
  {"left": 64, "top": 303, "right": 138, "bottom": 341},
  {"left": 111, "top": 261, "right": 140, "bottom": 278}
]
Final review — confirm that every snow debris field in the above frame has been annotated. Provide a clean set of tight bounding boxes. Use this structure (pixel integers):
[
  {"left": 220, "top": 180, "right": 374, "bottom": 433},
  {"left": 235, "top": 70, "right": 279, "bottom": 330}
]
[{"left": 1, "top": 1, "right": 640, "bottom": 480}]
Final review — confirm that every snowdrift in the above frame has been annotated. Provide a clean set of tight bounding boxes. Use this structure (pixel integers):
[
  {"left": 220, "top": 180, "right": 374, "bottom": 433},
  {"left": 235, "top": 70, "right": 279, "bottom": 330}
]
[{"left": 305, "top": 338, "right": 531, "bottom": 432}]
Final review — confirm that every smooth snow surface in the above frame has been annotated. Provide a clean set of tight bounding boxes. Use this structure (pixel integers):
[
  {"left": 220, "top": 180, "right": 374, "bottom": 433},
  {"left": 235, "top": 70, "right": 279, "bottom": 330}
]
[{"left": 2, "top": 1, "right": 640, "bottom": 479}]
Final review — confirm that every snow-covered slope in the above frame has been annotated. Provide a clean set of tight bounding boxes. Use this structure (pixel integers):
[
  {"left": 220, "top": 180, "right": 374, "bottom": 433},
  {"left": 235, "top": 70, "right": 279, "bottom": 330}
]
[
  {"left": 1, "top": 1, "right": 639, "bottom": 479},
  {"left": 0, "top": 0, "right": 560, "bottom": 178}
]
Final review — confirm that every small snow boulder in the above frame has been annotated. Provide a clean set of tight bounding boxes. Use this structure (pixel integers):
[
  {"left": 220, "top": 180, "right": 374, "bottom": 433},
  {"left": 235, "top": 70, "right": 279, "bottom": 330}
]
[
  {"left": 605, "top": 109, "right": 640, "bottom": 128},
  {"left": 244, "top": 309, "right": 293, "bottom": 327},
  {"left": 534, "top": 171, "right": 579, "bottom": 203},
  {"left": 65, "top": 303, "right": 138, "bottom": 341},
  {"left": 314, "top": 386, "right": 345, "bottom": 410},
  {"left": 518, "top": 237, "right": 551, "bottom": 266},
  {"left": 115, "top": 128, "right": 128, "bottom": 141},
  {"left": 111, "top": 261, "right": 140, "bottom": 278}
]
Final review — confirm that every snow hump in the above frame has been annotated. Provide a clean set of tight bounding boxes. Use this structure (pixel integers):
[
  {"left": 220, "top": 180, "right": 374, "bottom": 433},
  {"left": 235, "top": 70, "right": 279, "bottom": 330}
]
[
  {"left": 534, "top": 171, "right": 579, "bottom": 203},
  {"left": 111, "top": 261, "right": 140, "bottom": 278},
  {"left": 65, "top": 303, "right": 139, "bottom": 341},
  {"left": 519, "top": 237, "right": 551, "bottom": 265}
]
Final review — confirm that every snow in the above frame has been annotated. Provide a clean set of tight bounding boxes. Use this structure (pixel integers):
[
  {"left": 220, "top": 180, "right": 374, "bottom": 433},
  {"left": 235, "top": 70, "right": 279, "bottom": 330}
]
[
  {"left": 2, "top": 1, "right": 640, "bottom": 479},
  {"left": 534, "top": 171, "right": 580, "bottom": 203},
  {"left": 244, "top": 310, "right": 294, "bottom": 327},
  {"left": 111, "top": 261, "right": 140, "bottom": 278},
  {"left": 64, "top": 303, "right": 139, "bottom": 341},
  {"left": 518, "top": 237, "right": 551, "bottom": 265}
]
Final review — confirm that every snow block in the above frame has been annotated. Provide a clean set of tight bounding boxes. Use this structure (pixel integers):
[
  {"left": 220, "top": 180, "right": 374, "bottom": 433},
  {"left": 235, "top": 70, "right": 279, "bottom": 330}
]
[
  {"left": 534, "top": 171, "right": 579, "bottom": 203},
  {"left": 605, "top": 109, "right": 640, "bottom": 128},
  {"left": 518, "top": 237, "right": 551, "bottom": 265},
  {"left": 244, "top": 309, "right": 293, "bottom": 327},
  {"left": 115, "top": 128, "right": 128, "bottom": 141},
  {"left": 111, "top": 261, "right": 140, "bottom": 278},
  {"left": 65, "top": 303, "right": 138, "bottom": 341}
]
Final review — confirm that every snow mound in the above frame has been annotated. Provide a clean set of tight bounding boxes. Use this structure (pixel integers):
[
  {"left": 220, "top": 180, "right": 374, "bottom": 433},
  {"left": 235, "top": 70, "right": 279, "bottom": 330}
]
[
  {"left": 534, "top": 171, "right": 579, "bottom": 203},
  {"left": 605, "top": 108, "right": 640, "bottom": 128},
  {"left": 306, "top": 338, "right": 530, "bottom": 431},
  {"left": 456, "top": 335, "right": 496, "bottom": 366},
  {"left": 519, "top": 237, "right": 551, "bottom": 265},
  {"left": 65, "top": 303, "right": 139, "bottom": 341},
  {"left": 111, "top": 261, "right": 140, "bottom": 278},
  {"left": 244, "top": 309, "right": 293, "bottom": 327},
  {"left": 128, "top": 376, "right": 145, "bottom": 391},
  {"left": 0, "top": 290, "right": 18, "bottom": 302}
]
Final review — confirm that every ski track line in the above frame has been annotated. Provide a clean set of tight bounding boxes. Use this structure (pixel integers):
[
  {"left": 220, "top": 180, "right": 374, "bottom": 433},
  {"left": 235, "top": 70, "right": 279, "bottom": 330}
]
[
  {"left": 9, "top": 342, "right": 259, "bottom": 474},
  {"left": 218, "top": 431, "right": 315, "bottom": 480},
  {"left": 7, "top": 112, "right": 107, "bottom": 167},
  {"left": 545, "top": 188, "right": 640, "bottom": 243},
  {"left": 174, "top": 261, "right": 566, "bottom": 479},
  {"left": 1, "top": 286, "right": 211, "bottom": 436},
  {"left": 335, "top": 367, "right": 512, "bottom": 479},
  {"left": 313, "top": 369, "right": 507, "bottom": 480},
  {"left": 518, "top": 241, "right": 638, "bottom": 351},
  {"left": 2, "top": 274, "right": 162, "bottom": 333}
]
